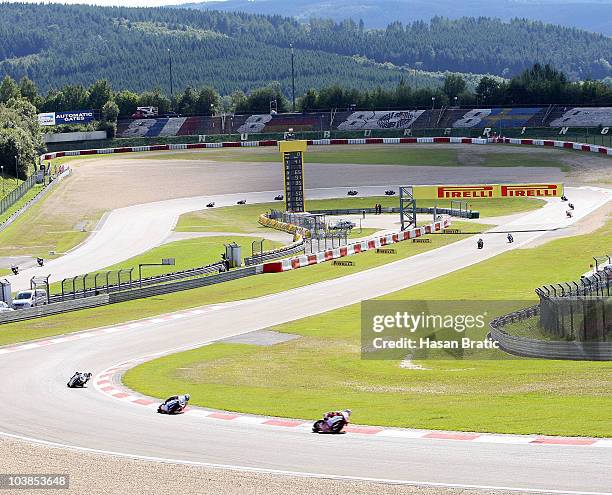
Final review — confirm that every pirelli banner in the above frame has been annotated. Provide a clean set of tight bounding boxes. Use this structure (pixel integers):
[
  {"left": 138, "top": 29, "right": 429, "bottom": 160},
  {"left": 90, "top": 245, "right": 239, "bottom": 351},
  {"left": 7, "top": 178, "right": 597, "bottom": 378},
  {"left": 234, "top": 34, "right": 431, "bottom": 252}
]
[{"left": 413, "top": 183, "right": 564, "bottom": 200}]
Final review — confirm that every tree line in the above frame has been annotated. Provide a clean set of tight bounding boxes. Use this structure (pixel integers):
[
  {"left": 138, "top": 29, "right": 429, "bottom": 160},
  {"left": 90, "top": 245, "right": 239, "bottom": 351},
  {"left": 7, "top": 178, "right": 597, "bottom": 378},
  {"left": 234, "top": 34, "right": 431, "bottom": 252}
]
[{"left": 0, "top": 64, "right": 609, "bottom": 123}]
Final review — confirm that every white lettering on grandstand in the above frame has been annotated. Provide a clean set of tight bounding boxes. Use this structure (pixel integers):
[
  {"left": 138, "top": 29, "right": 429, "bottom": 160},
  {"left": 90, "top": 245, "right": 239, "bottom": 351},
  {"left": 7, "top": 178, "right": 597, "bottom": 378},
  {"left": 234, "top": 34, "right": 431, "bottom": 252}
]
[
  {"left": 559, "top": 127, "right": 569, "bottom": 135},
  {"left": 602, "top": 127, "right": 610, "bottom": 135},
  {"left": 338, "top": 110, "right": 425, "bottom": 131},
  {"left": 482, "top": 128, "right": 491, "bottom": 137}
]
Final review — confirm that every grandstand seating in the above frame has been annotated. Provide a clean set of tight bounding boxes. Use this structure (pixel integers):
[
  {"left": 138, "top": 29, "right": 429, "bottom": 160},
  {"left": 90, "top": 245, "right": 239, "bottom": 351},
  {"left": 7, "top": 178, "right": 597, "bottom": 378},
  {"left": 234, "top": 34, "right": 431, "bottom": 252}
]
[
  {"left": 236, "top": 114, "right": 322, "bottom": 134},
  {"left": 453, "top": 108, "right": 542, "bottom": 128},
  {"left": 160, "top": 117, "right": 187, "bottom": 136},
  {"left": 337, "top": 110, "right": 425, "bottom": 130},
  {"left": 549, "top": 107, "right": 612, "bottom": 127},
  {"left": 176, "top": 117, "right": 200, "bottom": 136},
  {"left": 114, "top": 106, "right": 612, "bottom": 139}
]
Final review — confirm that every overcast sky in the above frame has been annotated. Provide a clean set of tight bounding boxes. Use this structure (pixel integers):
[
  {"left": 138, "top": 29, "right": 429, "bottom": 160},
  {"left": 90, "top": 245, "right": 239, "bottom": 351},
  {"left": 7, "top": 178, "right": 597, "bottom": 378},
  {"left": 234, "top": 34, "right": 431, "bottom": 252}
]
[{"left": 1, "top": 0, "right": 207, "bottom": 6}]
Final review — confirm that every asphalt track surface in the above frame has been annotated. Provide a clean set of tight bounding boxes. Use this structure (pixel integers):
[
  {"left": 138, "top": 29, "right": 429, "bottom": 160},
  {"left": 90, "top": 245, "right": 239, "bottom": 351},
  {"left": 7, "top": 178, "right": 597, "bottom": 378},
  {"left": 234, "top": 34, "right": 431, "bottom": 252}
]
[
  {"left": 6, "top": 185, "right": 392, "bottom": 291},
  {"left": 1, "top": 186, "right": 611, "bottom": 494}
]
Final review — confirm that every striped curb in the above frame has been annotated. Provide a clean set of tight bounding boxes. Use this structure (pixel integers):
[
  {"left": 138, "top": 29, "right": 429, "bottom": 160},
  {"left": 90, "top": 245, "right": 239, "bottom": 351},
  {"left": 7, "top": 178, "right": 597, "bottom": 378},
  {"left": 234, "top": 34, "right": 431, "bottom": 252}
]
[
  {"left": 40, "top": 136, "right": 612, "bottom": 162},
  {"left": 263, "top": 217, "right": 451, "bottom": 272},
  {"left": 93, "top": 359, "right": 612, "bottom": 448}
]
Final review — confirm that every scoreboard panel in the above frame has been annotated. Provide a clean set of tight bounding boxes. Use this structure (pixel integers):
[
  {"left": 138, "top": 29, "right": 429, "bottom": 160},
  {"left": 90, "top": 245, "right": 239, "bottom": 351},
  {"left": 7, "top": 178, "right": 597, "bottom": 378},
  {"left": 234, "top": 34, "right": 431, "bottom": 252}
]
[{"left": 279, "top": 140, "right": 308, "bottom": 213}]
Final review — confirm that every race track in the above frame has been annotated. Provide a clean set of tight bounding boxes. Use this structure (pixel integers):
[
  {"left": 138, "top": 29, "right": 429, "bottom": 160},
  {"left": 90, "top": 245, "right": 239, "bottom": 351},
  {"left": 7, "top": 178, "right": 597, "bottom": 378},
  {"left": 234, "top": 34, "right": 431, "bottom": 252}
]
[
  {"left": 1, "top": 186, "right": 611, "bottom": 494},
  {"left": 6, "top": 185, "right": 392, "bottom": 291}
]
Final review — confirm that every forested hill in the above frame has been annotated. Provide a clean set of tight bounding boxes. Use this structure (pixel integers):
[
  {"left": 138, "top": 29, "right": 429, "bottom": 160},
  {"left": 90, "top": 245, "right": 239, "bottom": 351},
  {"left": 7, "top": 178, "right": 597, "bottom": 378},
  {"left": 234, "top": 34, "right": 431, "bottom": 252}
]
[
  {"left": 185, "top": 0, "right": 612, "bottom": 36},
  {"left": 0, "top": 3, "right": 610, "bottom": 95}
]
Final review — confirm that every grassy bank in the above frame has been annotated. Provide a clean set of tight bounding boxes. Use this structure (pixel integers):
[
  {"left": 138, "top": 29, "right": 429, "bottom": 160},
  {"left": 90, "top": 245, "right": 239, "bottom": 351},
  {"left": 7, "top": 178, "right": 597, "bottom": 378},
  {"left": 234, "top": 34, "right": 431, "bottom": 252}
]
[
  {"left": 0, "top": 184, "right": 45, "bottom": 225},
  {"left": 176, "top": 196, "right": 544, "bottom": 234},
  {"left": 125, "top": 217, "right": 612, "bottom": 437},
  {"left": 142, "top": 146, "right": 568, "bottom": 170},
  {"left": 47, "top": 235, "right": 281, "bottom": 294},
  {"left": 0, "top": 221, "right": 484, "bottom": 346}
]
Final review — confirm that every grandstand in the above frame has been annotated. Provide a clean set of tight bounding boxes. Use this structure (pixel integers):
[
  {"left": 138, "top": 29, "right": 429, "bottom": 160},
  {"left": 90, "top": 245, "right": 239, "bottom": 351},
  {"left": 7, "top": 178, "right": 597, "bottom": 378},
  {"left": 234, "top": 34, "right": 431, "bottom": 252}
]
[
  {"left": 114, "top": 106, "right": 612, "bottom": 139},
  {"left": 549, "top": 107, "right": 612, "bottom": 127},
  {"left": 336, "top": 110, "right": 425, "bottom": 130},
  {"left": 452, "top": 108, "right": 543, "bottom": 128},
  {"left": 237, "top": 114, "right": 322, "bottom": 134}
]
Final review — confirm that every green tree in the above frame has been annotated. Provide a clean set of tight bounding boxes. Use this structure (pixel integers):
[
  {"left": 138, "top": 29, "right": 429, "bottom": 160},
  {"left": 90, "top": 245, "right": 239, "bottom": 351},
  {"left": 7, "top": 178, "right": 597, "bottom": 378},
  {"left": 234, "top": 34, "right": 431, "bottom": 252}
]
[
  {"left": 299, "top": 88, "right": 318, "bottom": 112},
  {"left": 101, "top": 100, "right": 119, "bottom": 122},
  {"left": 0, "top": 76, "right": 20, "bottom": 104},
  {"left": 177, "top": 86, "right": 197, "bottom": 114},
  {"left": 475, "top": 76, "right": 501, "bottom": 103},
  {"left": 87, "top": 79, "right": 113, "bottom": 110},
  {"left": 194, "top": 86, "right": 219, "bottom": 115},
  {"left": 18, "top": 76, "right": 38, "bottom": 105},
  {"left": 114, "top": 90, "right": 139, "bottom": 117},
  {"left": 442, "top": 74, "right": 467, "bottom": 101},
  {"left": 0, "top": 98, "right": 44, "bottom": 178}
]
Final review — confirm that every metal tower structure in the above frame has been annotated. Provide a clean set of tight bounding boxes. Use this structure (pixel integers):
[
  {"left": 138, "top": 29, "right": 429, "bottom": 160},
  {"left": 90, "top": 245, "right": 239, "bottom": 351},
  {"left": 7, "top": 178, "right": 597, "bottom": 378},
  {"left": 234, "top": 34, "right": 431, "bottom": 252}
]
[{"left": 399, "top": 186, "right": 417, "bottom": 231}]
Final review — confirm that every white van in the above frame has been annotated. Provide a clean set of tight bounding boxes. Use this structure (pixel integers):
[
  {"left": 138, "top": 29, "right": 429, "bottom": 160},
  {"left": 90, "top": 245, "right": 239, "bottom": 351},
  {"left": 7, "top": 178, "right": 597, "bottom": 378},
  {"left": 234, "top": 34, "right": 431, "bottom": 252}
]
[{"left": 12, "top": 289, "right": 48, "bottom": 310}]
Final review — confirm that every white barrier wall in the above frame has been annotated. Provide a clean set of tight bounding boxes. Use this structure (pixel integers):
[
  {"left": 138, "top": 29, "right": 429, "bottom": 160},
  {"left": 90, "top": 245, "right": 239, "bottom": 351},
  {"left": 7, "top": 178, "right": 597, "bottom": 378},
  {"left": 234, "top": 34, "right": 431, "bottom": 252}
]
[{"left": 44, "top": 131, "right": 107, "bottom": 143}]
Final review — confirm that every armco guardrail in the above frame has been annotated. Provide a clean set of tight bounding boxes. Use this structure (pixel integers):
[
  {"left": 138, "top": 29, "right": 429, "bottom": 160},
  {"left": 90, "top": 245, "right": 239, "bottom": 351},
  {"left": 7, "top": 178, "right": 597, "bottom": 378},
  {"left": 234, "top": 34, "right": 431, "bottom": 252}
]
[
  {"left": 49, "top": 261, "right": 224, "bottom": 303},
  {"left": 108, "top": 266, "right": 256, "bottom": 303},
  {"left": 0, "top": 267, "right": 256, "bottom": 324},
  {"left": 0, "top": 294, "right": 110, "bottom": 324},
  {"left": 489, "top": 307, "right": 612, "bottom": 361},
  {"left": 244, "top": 240, "right": 306, "bottom": 266}
]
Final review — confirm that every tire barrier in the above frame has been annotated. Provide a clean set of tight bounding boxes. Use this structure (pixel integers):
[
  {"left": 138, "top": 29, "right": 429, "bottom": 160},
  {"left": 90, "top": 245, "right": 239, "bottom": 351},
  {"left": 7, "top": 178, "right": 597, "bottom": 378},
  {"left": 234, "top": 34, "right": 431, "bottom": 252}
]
[
  {"left": 41, "top": 136, "right": 612, "bottom": 163},
  {"left": 489, "top": 306, "right": 612, "bottom": 361},
  {"left": 262, "top": 217, "right": 451, "bottom": 273},
  {"left": 257, "top": 213, "right": 311, "bottom": 238}
]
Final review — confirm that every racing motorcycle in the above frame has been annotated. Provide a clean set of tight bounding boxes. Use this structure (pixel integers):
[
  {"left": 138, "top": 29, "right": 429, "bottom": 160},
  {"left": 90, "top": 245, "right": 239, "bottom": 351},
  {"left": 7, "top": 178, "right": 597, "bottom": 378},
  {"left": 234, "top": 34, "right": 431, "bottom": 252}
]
[
  {"left": 312, "top": 414, "right": 349, "bottom": 434},
  {"left": 274, "top": 195, "right": 284, "bottom": 201},
  {"left": 157, "top": 394, "right": 190, "bottom": 415},
  {"left": 384, "top": 190, "right": 396, "bottom": 196},
  {"left": 347, "top": 190, "right": 359, "bottom": 196},
  {"left": 67, "top": 372, "right": 92, "bottom": 388},
  {"left": 237, "top": 199, "right": 247, "bottom": 205},
  {"left": 206, "top": 202, "right": 215, "bottom": 208}
]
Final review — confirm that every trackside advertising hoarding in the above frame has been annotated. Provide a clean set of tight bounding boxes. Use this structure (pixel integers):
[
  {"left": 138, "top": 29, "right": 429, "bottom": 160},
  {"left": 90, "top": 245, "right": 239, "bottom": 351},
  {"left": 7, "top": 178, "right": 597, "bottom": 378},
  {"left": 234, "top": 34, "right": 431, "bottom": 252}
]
[
  {"left": 38, "top": 113, "right": 56, "bottom": 126},
  {"left": 38, "top": 110, "right": 96, "bottom": 126},
  {"left": 55, "top": 110, "right": 95, "bottom": 124},
  {"left": 413, "top": 183, "right": 564, "bottom": 199}
]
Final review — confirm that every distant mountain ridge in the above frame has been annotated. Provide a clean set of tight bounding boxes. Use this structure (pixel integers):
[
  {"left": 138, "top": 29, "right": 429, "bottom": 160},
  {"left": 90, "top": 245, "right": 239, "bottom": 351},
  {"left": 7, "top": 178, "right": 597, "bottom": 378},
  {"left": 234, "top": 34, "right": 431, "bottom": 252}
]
[
  {"left": 184, "top": 0, "right": 612, "bottom": 35},
  {"left": 0, "top": 3, "right": 610, "bottom": 95}
]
